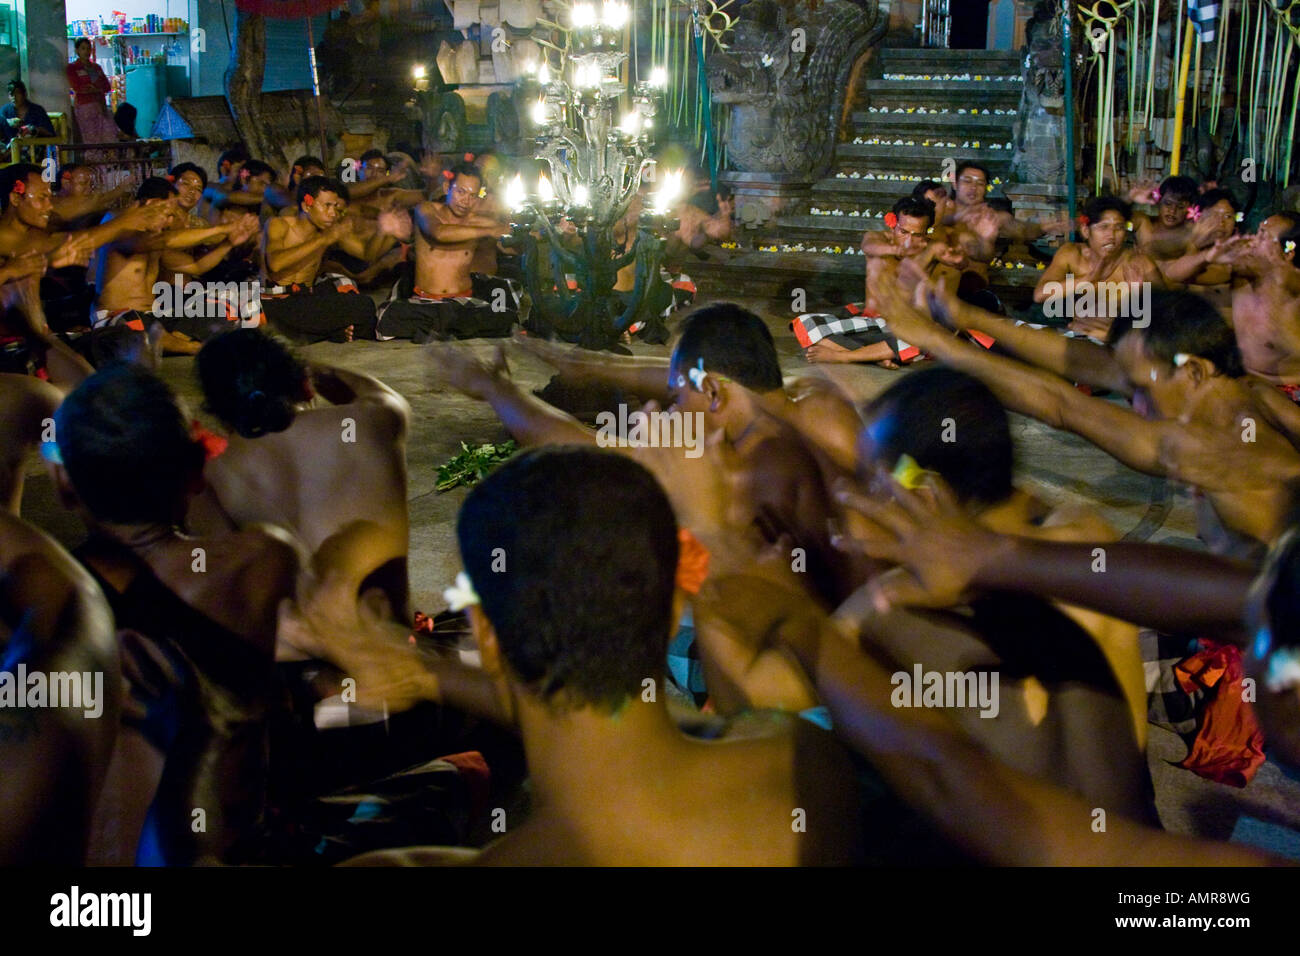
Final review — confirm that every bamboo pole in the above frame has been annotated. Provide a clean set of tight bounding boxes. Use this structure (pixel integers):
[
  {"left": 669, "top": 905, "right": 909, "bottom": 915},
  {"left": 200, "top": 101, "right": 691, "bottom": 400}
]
[
  {"left": 1191, "top": 33, "right": 1203, "bottom": 127},
  {"left": 1285, "top": 35, "right": 1300, "bottom": 188},
  {"left": 1170, "top": 20, "right": 1194, "bottom": 174},
  {"left": 1064, "top": 0, "right": 1076, "bottom": 240}
]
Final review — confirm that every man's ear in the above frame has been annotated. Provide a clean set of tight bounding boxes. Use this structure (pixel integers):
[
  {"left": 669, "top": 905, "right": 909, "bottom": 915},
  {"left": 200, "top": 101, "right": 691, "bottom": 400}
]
[
  {"left": 468, "top": 603, "right": 503, "bottom": 676},
  {"left": 703, "top": 373, "right": 725, "bottom": 414},
  {"left": 1183, "top": 355, "right": 1214, "bottom": 386}
]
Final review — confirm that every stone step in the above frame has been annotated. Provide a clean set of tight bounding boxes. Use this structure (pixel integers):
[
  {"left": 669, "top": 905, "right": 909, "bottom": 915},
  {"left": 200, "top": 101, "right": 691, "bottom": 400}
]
[
  {"left": 851, "top": 109, "right": 1018, "bottom": 131},
  {"left": 864, "top": 78, "right": 1022, "bottom": 93},
  {"left": 877, "top": 48, "right": 1024, "bottom": 68},
  {"left": 812, "top": 175, "right": 1014, "bottom": 198},
  {"left": 836, "top": 143, "right": 1016, "bottom": 164},
  {"left": 859, "top": 88, "right": 1023, "bottom": 111}
]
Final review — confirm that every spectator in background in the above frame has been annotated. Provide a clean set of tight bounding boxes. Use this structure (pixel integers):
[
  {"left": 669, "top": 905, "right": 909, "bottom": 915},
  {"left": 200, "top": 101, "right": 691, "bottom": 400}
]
[
  {"left": 67, "top": 38, "right": 120, "bottom": 144},
  {"left": 1, "top": 80, "right": 56, "bottom": 146}
]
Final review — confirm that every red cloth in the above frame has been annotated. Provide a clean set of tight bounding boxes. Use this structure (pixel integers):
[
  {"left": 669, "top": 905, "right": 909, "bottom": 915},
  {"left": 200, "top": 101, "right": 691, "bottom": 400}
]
[
  {"left": 1173, "top": 639, "right": 1267, "bottom": 788},
  {"left": 438, "top": 750, "right": 492, "bottom": 821},
  {"left": 66, "top": 60, "right": 110, "bottom": 106},
  {"left": 675, "top": 528, "right": 710, "bottom": 595},
  {"left": 189, "top": 421, "right": 229, "bottom": 461}
]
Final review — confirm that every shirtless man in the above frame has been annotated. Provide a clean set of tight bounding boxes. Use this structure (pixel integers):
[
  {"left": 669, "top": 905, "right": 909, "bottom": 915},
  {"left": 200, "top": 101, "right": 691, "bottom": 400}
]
[
  {"left": 879, "top": 268, "right": 1300, "bottom": 555},
  {"left": 0, "top": 163, "right": 171, "bottom": 331},
  {"left": 1155, "top": 187, "right": 1240, "bottom": 316},
  {"left": 375, "top": 160, "right": 515, "bottom": 342},
  {"left": 157, "top": 162, "right": 258, "bottom": 288},
  {"left": 196, "top": 145, "right": 250, "bottom": 220},
  {"left": 46, "top": 363, "right": 297, "bottom": 864},
  {"left": 261, "top": 175, "right": 409, "bottom": 343},
  {"left": 1126, "top": 174, "right": 1200, "bottom": 260},
  {"left": 308, "top": 447, "right": 861, "bottom": 865},
  {"left": 672, "top": 177, "right": 734, "bottom": 256},
  {"left": 801, "top": 196, "right": 964, "bottom": 366},
  {"left": 50, "top": 163, "right": 132, "bottom": 231},
  {"left": 1032, "top": 197, "right": 1164, "bottom": 338},
  {"left": 0, "top": 508, "right": 120, "bottom": 864},
  {"left": 945, "top": 160, "right": 1067, "bottom": 276},
  {"left": 96, "top": 177, "right": 260, "bottom": 355},
  {"left": 192, "top": 328, "right": 412, "bottom": 642}
]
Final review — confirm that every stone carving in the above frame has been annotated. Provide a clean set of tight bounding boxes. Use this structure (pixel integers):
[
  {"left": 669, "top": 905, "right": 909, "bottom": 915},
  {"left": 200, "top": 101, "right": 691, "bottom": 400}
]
[
  {"left": 1012, "top": 2, "right": 1066, "bottom": 184},
  {"left": 706, "top": 0, "right": 883, "bottom": 178}
]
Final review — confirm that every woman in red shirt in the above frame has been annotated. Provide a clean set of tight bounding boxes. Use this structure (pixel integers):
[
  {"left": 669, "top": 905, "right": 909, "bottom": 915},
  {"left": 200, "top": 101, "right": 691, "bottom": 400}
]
[{"left": 67, "top": 37, "right": 121, "bottom": 144}]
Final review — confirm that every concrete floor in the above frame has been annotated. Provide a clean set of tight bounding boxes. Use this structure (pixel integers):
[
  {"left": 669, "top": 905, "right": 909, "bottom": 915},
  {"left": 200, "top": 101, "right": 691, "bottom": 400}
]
[{"left": 20, "top": 294, "right": 1299, "bottom": 857}]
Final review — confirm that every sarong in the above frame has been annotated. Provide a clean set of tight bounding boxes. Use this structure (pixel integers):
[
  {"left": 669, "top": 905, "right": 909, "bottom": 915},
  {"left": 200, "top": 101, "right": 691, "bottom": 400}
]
[{"left": 262, "top": 273, "right": 377, "bottom": 343}]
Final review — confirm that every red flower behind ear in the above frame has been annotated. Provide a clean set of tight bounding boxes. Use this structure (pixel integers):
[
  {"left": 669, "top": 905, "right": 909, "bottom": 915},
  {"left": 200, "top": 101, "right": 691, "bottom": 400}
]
[
  {"left": 463, "top": 152, "right": 475, "bottom": 162},
  {"left": 302, "top": 193, "right": 314, "bottom": 208},
  {"left": 442, "top": 169, "right": 455, "bottom": 181},
  {"left": 884, "top": 211, "right": 898, "bottom": 228},
  {"left": 1077, "top": 213, "right": 1089, "bottom": 227},
  {"left": 166, "top": 173, "right": 175, "bottom": 182},
  {"left": 12, "top": 180, "right": 25, "bottom": 196}
]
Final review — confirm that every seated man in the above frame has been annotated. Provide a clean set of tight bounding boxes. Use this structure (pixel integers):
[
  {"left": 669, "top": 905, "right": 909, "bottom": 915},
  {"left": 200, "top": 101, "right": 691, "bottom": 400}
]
[
  {"left": 1126, "top": 174, "right": 1200, "bottom": 261},
  {"left": 375, "top": 160, "right": 516, "bottom": 342},
  {"left": 0, "top": 80, "right": 55, "bottom": 146},
  {"left": 208, "top": 159, "right": 284, "bottom": 222},
  {"left": 1156, "top": 187, "right": 1242, "bottom": 316},
  {"left": 944, "top": 160, "right": 1067, "bottom": 280},
  {"left": 311, "top": 447, "right": 862, "bottom": 865},
  {"left": 197, "top": 145, "right": 251, "bottom": 220},
  {"left": 160, "top": 162, "right": 261, "bottom": 289},
  {"left": 670, "top": 172, "right": 734, "bottom": 258},
  {"left": 261, "top": 175, "right": 410, "bottom": 343},
  {"left": 192, "top": 328, "right": 412, "bottom": 638},
  {"left": 799, "top": 195, "right": 961, "bottom": 366},
  {"left": 50, "top": 163, "right": 134, "bottom": 232},
  {"left": 94, "top": 177, "right": 260, "bottom": 355},
  {"left": 1031, "top": 196, "right": 1164, "bottom": 338},
  {"left": 48, "top": 363, "right": 297, "bottom": 865}
]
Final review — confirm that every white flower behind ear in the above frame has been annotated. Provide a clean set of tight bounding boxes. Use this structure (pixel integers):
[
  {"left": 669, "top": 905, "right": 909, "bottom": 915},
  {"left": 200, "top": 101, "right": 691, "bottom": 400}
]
[
  {"left": 1286, "top": 240, "right": 1296, "bottom": 255},
  {"left": 444, "top": 571, "right": 481, "bottom": 612},
  {"left": 1236, "top": 211, "right": 1245, "bottom": 223}
]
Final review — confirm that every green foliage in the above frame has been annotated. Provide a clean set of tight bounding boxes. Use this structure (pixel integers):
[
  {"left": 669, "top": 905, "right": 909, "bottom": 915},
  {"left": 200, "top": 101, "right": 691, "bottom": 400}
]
[{"left": 436, "top": 440, "right": 518, "bottom": 492}]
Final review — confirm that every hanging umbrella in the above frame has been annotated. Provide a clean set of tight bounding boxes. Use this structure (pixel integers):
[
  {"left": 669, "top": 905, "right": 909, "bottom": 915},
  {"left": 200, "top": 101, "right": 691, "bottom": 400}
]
[{"left": 233, "top": 0, "right": 349, "bottom": 160}]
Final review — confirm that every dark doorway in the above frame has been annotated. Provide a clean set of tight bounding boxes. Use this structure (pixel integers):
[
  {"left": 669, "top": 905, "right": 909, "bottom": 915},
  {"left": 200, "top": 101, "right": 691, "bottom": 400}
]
[{"left": 949, "top": 1, "right": 990, "bottom": 50}]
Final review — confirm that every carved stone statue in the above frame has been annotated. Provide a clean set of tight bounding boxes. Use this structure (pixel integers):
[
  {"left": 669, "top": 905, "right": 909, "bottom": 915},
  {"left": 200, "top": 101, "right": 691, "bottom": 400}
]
[
  {"left": 706, "top": 0, "right": 884, "bottom": 178},
  {"left": 1012, "top": 1, "right": 1066, "bottom": 184}
]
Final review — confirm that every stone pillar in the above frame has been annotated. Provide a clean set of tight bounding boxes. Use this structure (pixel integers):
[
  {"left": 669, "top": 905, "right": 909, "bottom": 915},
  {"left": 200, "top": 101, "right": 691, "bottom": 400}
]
[{"left": 21, "top": 0, "right": 69, "bottom": 112}]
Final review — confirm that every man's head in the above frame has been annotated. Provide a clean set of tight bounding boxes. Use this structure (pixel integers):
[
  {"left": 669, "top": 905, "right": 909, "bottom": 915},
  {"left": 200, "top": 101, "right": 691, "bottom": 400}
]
[
  {"left": 289, "top": 155, "right": 326, "bottom": 189},
  {"left": 0, "top": 163, "right": 52, "bottom": 227},
  {"left": 1191, "top": 188, "right": 1241, "bottom": 243},
  {"left": 238, "top": 159, "right": 275, "bottom": 192},
  {"left": 7, "top": 79, "right": 28, "bottom": 110},
  {"left": 1079, "top": 196, "right": 1132, "bottom": 256},
  {"left": 888, "top": 196, "right": 935, "bottom": 256},
  {"left": 136, "top": 176, "right": 177, "bottom": 204},
  {"left": 860, "top": 367, "right": 1014, "bottom": 508},
  {"left": 359, "top": 148, "right": 389, "bottom": 181},
  {"left": 913, "top": 179, "right": 954, "bottom": 220},
  {"left": 667, "top": 303, "right": 784, "bottom": 423},
  {"left": 59, "top": 163, "right": 94, "bottom": 198},
  {"left": 196, "top": 329, "right": 308, "bottom": 438},
  {"left": 1258, "top": 211, "right": 1300, "bottom": 264},
  {"left": 217, "top": 145, "right": 251, "bottom": 180},
  {"left": 446, "top": 160, "right": 485, "bottom": 217},
  {"left": 1153, "top": 175, "right": 1199, "bottom": 228},
  {"left": 952, "top": 161, "right": 991, "bottom": 207},
  {"left": 1108, "top": 290, "right": 1245, "bottom": 419},
  {"left": 456, "top": 447, "right": 679, "bottom": 714},
  {"left": 168, "top": 162, "right": 207, "bottom": 210},
  {"left": 52, "top": 364, "right": 206, "bottom": 527},
  {"left": 297, "top": 175, "right": 348, "bottom": 228}
]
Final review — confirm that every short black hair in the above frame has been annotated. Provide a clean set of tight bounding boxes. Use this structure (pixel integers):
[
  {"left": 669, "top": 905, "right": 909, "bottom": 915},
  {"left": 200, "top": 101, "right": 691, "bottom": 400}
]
[
  {"left": 912, "top": 179, "right": 948, "bottom": 201},
  {"left": 1157, "top": 176, "right": 1199, "bottom": 204},
  {"left": 196, "top": 329, "right": 306, "bottom": 438},
  {"left": 218, "top": 145, "right": 251, "bottom": 171},
  {"left": 457, "top": 447, "right": 678, "bottom": 712},
  {"left": 359, "top": 149, "right": 387, "bottom": 165},
  {"left": 448, "top": 160, "right": 483, "bottom": 183},
  {"left": 55, "top": 364, "right": 206, "bottom": 525},
  {"left": 1081, "top": 196, "right": 1132, "bottom": 225},
  {"left": 672, "top": 302, "right": 784, "bottom": 392},
  {"left": 136, "top": 176, "right": 177, "bottom": 201},
  {"left": 1108, "top": 290, "right": 1245, "bottom": 378},
  {"left": 862, "top": 366, "right": 1014, "bottom": 507},
  {"left": 892, "top": 195, "right": 936, "bottom": 227},
  {"left": 240, "top": 159, "right": 276, "bottom": 183},
  {"left": 1272, "top": 211, "right": 1300, "bottom": 251},
  {"left": 74, "top": 37, "right": 92, "bottom": 52},
  {"left": 168, "top": 161, "right": 208, "bottom": 187},
  {"left": 7, "top": 80, "right": 26, "bottom": 96},
  {"left": 89, "top": 325, "right": 149, "bottom": 368},
  {"left": 0, "top": 163, "right": 41, "bottom": 211},
  {"left": 1195, "top": 187, "right": 1241, "bottom": 215},
  {"left": 955, "top": 160, "right": 991, "bottom": 183},
  {"left": 297, "top": 175, "right": 349, "bottom": 206},
  {"left": 289, "top": 155, "right": 325, "bottom": 187}
]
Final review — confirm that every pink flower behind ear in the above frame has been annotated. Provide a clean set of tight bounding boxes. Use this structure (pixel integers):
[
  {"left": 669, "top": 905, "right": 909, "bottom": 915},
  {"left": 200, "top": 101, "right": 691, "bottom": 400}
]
[{"left": 1187, "top": 205, "right": 1202, "bottom": 223}]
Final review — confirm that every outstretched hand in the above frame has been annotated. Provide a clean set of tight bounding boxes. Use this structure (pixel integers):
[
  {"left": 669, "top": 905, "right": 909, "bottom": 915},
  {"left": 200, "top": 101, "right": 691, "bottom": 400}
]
[
  {"left": 427, "top": 340, "right": 511, "bottom": 400},
  {"left": 377, "top": 208, "right": 414, "bottom": 241}
]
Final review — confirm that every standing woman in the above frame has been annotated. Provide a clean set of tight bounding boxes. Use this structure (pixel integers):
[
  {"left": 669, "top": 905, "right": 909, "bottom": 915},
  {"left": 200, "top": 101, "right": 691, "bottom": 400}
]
[{"left": 66, "top": 38, "right": 120, "bottom": 144}]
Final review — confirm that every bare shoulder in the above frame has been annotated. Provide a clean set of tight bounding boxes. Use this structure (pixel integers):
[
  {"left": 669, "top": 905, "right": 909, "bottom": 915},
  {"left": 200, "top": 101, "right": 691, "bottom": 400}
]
[
  {"left": 339, "top": 845, "right": 480, "bottom": 866},
  {"left": 1037, "top": 501, "right": 1120, "bottom": 543}
]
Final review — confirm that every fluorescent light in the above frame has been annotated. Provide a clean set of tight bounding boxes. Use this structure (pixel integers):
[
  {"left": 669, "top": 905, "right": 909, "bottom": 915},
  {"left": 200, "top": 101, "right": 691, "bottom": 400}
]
[
  {"left": 571, "top": 3, "right": 595, "bottom": 28},
  {"left": 602, "top": 1, "right": 628, "bottom": 29}
]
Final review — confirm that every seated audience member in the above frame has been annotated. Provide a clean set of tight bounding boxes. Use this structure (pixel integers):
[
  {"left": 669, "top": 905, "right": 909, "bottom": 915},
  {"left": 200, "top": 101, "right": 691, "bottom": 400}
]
[
  {"left": 375, "top": 160, "right": 517, "bottom": 341},
  {"left": 47, "top": 364, "right": 296, "bottom": 864},
  {"left": 306, "top": 447, "right": 863, "bottom": 865},
  {"left": 0, "top": 79, "right": 55, "bottom": 145},
  {"left": 94, "top": 177, "right": 260, "bottom": 355},
  {"left": 1031, "top": 196, "right": 1164, "bottom": 338},
  {"left": 193, "top": 328, "right": 412, "bottom": 632},
  {"left": 1156, "top": 187, "right": 1242, "bottom": 315},
  {"left": 261, "top": 175, "right": 410, "bottom": 343}
]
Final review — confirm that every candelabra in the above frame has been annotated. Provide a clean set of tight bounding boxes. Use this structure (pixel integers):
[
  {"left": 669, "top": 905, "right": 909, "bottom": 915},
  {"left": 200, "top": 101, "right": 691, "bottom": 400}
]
[{"left": 502, "top": 1, "right": 683, "bottom": 351}]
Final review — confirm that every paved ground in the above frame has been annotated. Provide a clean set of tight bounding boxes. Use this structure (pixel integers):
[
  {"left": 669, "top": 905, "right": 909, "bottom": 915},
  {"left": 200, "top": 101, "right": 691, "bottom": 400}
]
[{"left": 20, "top": 294, "right": 1300, "bottom": 857}]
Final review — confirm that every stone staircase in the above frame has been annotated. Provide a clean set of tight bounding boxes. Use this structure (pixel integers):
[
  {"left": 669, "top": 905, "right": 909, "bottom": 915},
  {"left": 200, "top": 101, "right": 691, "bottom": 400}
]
[{"left": 700, "top": 47, "right": 1067, "bottom": 311}]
